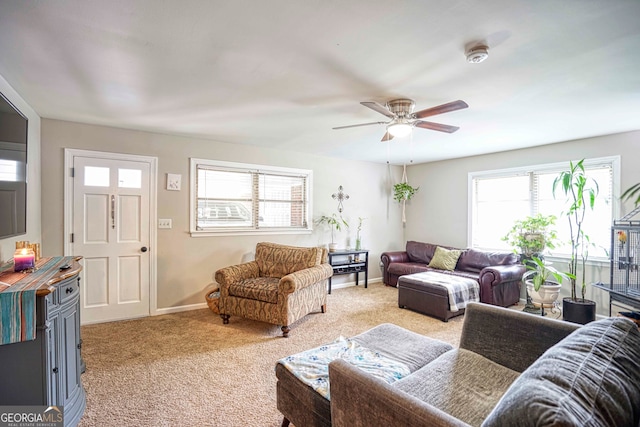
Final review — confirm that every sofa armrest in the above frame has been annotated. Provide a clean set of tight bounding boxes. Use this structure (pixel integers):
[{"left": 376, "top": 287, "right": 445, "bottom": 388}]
[
  {"left": 381, "top": 251, "right": 410, "bottom": 265},
  {"left": 279, "top": 263, "right": 333, "bottom": 294},
  {"left": 459, "top": 302, "right": 580, "bottom": 373},
  {"left": 381, "top": 251, "right": 410, "bottom": 285},
  {"left": 329, "top": 359, "right": 471, "bottom": 427},
  {"left": 479, "top": 264, "right": 526, "bottom": 287},
  {"left": 214, "top": 261, "right": 260, "bottom": 288},
  {"left": 478, "top": 264, "right": 526, "bottom": 306}
]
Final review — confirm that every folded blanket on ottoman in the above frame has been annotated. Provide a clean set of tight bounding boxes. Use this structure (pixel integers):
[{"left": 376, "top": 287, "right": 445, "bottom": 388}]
[
  {"left": 407, "top": 272, "right": 480, "bottom": 312},
  {"left": 278, "top": 336, "right": 410, "bottom": 400}
]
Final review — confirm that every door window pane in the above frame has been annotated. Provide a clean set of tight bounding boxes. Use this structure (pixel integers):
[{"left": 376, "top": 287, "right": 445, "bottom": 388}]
[
  {"left": 0, "top": 160, "right": 18, "bottom": 181},
  {"left": 118, "top": 168, "right": 142, "bottom": 188},
  {"left": 84, "top": 166, "right": 109, "bottom": 187}
]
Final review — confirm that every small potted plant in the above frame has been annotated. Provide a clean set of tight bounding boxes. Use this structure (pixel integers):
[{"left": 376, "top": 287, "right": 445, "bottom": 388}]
[
  {"left": 316, "top": 214, "right": 349, "bottom": 252},
  {"left": 355, "top": 217, "right": 365, "bottom": 250},
  {"left": 522, "top": 257, "right": 572, "bottom": 308},
  {"left": 393, "top": 182, "right": 419, "bottom": 223},
  {"left": 393, "top": 182, "right": 419, "bottom": 203},
  {"left": 502, "top": 214, "right": 558, "bottom": 259}
]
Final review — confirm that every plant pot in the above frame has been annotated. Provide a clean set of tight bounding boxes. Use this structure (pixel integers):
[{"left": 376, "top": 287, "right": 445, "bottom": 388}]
[
  {"left": 328, "top": 243, "right": 338, "bottom": 253},
  {"left": 562, "top": 297, "right": 596, "bottom": 325},
  {"left": 526, "top": 280, "right": 561, "bottom": 308}
]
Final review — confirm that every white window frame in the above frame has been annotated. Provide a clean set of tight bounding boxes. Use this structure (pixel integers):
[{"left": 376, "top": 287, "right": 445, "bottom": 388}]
[
  {"left": 189, "top": 158, "right": 313, "bottom": 237},
  {"left": 468, "top": 156, "right": 620, "bottom": 263}
]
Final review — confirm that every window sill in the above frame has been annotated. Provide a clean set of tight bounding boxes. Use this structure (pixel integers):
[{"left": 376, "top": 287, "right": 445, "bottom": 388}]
[
  {"left": 190, "top": 229, "right": 313, "bottom": 238},
  {"left": 543, "top": 255, "right": 610, "bottom": 268}
]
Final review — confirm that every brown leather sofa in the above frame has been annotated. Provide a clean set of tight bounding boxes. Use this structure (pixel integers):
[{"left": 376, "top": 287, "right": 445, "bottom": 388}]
[{"left": 381, "top": 241, "right": 525, "bottom": 307}]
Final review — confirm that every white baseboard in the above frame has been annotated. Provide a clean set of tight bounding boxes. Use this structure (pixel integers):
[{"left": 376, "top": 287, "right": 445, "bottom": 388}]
[
  {"left": 154, "top": 277, "right": 385, "bottom": 314},
  {"left": 154, "top": 302, "right": 209, "bottom": 315}
]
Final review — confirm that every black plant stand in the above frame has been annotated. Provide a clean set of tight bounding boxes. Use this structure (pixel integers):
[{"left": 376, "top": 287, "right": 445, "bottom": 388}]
[
  {"left": 521, "top": 255, "right": 543, "bottom": 315},
  {"left": 522, "top": 288, "right": 542, "bottom": 315}
]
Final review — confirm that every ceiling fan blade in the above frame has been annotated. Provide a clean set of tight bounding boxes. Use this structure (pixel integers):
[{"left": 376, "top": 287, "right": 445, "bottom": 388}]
[
  {"left": 381, "top": 131, "right": 394, "bottom": 142},
  {"left": 414, "top": 120, "right": 460, "bottom": 133},
  {"left": 413, "top": 100, "right": 469, "bottom": 119},
  {"left": 361, "top": 101, "right": 395, "bottom": 118},
  {"left": 333, "top": 121, "right": 386, "bottom": 130}
]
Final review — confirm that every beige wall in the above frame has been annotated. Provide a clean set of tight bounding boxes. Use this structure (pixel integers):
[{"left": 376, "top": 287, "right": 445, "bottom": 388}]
[
  {"left": 404, "top": 131, "right": 640, "bottom": 316},
  {"left": 40, "top": 119, "right": 405, "bottom": 310},
  {"left": 0, "top": 75, "right": 41, "bottom": 263}
]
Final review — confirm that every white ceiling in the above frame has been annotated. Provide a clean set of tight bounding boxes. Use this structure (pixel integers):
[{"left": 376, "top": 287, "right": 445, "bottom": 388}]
[{"left": 1, "top": 0, "right": 639, "bottom": 165}]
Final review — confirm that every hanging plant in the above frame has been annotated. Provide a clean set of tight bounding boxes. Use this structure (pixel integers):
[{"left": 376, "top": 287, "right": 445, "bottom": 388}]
[
  {"left": 393, "top": 182, "right": 419, "bottom": 202},
  {"left": 394, "top": 164, "right": 419, "bottom": 223}
]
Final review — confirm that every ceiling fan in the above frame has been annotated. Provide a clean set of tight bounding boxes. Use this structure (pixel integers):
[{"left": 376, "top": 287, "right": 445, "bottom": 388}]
[{"left": 333, "top": 99, "right": 468, "bottom": 141}]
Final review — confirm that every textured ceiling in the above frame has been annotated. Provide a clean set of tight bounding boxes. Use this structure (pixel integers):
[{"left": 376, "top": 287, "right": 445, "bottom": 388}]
[{"left": 0, "top": 0, "right": 639, "bottom": 165}]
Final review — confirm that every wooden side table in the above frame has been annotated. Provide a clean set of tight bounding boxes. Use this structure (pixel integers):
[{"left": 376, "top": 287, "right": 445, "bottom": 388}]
[{"left": 327, "top": 249, "right": 369, "bottom": 294}]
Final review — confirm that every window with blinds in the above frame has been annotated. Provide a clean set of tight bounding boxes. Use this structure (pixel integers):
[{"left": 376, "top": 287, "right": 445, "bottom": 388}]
[
  {"left": 190, "top": 159, "right": 312, "bottom": 235},
  {"left": 469, "top": 157, "right": 618, "bottom": 259}
]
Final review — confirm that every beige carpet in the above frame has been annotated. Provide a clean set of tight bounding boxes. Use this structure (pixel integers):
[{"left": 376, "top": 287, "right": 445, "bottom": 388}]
[{"left": 78, "top": 282, "right": 465, "bottom": 427}]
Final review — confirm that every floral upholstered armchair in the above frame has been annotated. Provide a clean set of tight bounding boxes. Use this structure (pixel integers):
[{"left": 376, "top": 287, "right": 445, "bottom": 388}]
[{"left": 214, "top": 242, "right": 333, "bottom": 337}]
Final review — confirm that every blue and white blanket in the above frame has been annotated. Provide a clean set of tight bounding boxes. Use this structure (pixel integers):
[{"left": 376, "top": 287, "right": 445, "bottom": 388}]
[
  {"left": 278, "top": 337, "right": 410, "bottom": 400},
  {"left": 408, "top": 271, "right": 480, "bottom": 312}
]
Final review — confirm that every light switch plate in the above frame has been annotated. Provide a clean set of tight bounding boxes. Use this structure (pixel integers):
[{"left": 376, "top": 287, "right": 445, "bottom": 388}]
[{"left": 158, "top": 219, "right": 172, "bottom": 229}]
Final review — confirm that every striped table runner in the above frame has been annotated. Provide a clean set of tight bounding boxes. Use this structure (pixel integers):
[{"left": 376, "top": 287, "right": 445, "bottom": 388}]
[{"left": 0, "top": 256, "right": 76, "bottom": 346}]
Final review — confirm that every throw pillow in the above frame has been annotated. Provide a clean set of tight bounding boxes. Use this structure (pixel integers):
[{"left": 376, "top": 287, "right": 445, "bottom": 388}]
[
  {"left": 482, "top": 317, "right": 640, "bottom": 427},
  {"left": 427, "top": 246, "right": 462, "bottom": 271}
]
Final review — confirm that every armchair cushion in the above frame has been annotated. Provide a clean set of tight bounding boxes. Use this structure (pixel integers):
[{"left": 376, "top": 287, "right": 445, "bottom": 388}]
[
  {"left": 256, "top": 242, "right": 323, "bottom": 278},
  {"left": 229, "top": 277, "right": 279, "bottom": 303}
]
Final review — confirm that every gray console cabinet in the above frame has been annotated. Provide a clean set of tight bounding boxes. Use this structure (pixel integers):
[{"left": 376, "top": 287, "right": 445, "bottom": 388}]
[{"left": 0, "top": 258, "right": 86, "bottom": 427}]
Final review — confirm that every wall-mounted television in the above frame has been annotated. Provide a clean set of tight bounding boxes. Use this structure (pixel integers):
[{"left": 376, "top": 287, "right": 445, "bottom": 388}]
[{"left": 0, "top": 91, "right": 28, "bottom": 239}]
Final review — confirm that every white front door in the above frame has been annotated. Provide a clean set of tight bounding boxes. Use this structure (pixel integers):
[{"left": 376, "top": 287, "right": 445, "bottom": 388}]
[{"left": 68, "top": 151, "right": 156, "bottom": 324}]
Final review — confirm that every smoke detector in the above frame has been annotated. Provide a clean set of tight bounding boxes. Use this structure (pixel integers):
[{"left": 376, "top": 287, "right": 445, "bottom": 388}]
[{"left": 466, "top": 45, "right": 489, "bottom": 64}]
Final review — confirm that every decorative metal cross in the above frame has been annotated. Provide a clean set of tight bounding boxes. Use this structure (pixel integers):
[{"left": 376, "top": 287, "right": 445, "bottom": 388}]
[{"left": 332, "top": 185, "right": 349, "bottom": 213}]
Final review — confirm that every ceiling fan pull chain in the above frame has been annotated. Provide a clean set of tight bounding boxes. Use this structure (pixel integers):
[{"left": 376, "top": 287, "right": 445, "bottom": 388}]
[
  {"left": 410, "top": 128, "right": 414, "bottom": 164},
  {"left": 387, "top": 138, "right": 390, "bottom": 164}
]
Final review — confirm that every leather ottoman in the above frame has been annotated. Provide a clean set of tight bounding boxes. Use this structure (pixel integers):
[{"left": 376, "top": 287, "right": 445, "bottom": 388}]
[
  {"left": 398, "top": 272, "right": 480, "bottom": 322},
  {"left": 276, "top": 323, "right": 453, "bottom": 427}
]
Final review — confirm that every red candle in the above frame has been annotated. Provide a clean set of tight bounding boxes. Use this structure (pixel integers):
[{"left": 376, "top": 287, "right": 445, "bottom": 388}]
[{"left": 14, "top": 248, "right": 36, "bottom": 272}]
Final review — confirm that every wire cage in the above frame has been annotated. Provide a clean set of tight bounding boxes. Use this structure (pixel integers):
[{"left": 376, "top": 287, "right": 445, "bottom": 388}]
[{"left": 610, "top": 206, "right": 640, "bottom": 300}]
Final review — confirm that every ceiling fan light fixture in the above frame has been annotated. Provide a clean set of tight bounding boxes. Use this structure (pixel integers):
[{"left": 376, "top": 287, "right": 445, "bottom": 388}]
[{"left": 387, "top": 122, "right": 412, "bottom": 138}]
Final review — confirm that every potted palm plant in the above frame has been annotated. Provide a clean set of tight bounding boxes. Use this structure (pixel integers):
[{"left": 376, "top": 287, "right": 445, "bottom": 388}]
[
  {"left": 553, "top": 159, "right": 599, "bottom": 324},
  {"left": 522, "top": 257, "right": 572, "bottom": 309},
  {"left": 316, "top": 214, "right": 349, "bottom": 252}
]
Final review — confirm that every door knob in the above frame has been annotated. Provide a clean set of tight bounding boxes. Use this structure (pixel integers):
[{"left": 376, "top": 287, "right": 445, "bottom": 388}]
[{"left": 141, "top": 247, "right": 148, "bottom": 253}]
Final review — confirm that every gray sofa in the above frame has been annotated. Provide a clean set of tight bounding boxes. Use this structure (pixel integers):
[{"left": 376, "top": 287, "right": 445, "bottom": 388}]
[{"left": 329, "top": 303, "right": 640, "bottom": 427}]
